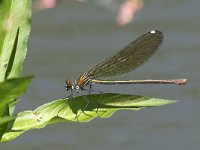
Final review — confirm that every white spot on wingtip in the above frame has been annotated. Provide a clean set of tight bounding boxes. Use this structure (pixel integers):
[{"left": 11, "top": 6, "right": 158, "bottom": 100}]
[{"left": 150, "top": 30, "right": 156, "bottom": 34}]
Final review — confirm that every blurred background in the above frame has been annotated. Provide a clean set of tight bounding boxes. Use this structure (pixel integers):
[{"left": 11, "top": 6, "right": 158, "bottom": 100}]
[{"left": 1, "top": 0, "right": 200, "bottom": 150}]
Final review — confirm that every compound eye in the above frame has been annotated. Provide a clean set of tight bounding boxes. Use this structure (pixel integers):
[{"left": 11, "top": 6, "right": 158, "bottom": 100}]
[{"left": 65, "top": 80, "right": 72, "bottom": 91}]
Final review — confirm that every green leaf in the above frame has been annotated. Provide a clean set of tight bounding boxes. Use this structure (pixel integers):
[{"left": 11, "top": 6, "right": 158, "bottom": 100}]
[
  {"left": 0, "top": 0, "right": 31, "bottom": 81},
  {"left": 0, "top": 93, "right": 177, "bottom": 142},
  {"left": 0, "top": 0, "right": 31, "bottom": 140},
  {"left": 0, "top": 76, "right": 33, "bottom": 113},
  {"left": 0, "top": 76, "right": 33, "bottom": 138},
  {"left": 0, "top": 116, "right": 15, "bottom": 125}
]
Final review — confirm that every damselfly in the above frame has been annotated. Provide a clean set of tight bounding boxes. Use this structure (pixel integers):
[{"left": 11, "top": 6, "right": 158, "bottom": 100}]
[{"left": 65, "top": 30, "right": 187, "bottom": 96}]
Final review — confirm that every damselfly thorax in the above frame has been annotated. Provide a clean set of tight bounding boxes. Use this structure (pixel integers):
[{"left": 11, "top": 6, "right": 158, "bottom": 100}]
[{"left": 65, "top": 73, "right": 92, "bottom": 92}]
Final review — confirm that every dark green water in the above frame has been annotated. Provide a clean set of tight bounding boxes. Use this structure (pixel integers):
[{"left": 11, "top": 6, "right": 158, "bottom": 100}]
[{"left": 1, "top": 0, "right": 199, "bottom": 150}]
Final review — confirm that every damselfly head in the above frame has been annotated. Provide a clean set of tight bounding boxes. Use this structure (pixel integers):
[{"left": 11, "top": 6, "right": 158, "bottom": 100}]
[{"left": 65, "top": 79, "right": 73, "bottom": 91}]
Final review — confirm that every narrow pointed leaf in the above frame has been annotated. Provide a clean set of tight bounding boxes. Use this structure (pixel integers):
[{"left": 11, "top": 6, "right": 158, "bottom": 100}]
[{"left": 0, "top": 0, "right": 31, "bottom": 81}]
